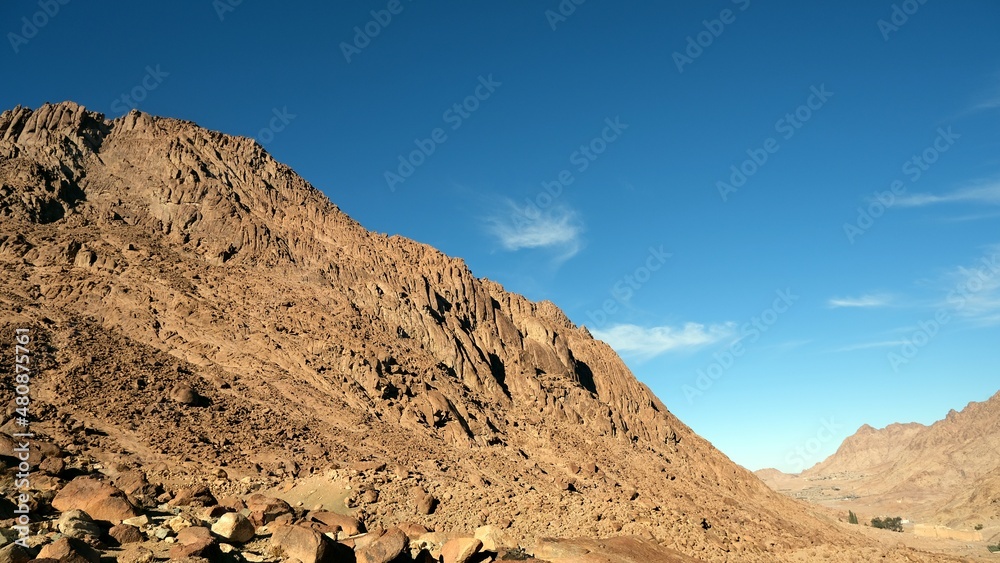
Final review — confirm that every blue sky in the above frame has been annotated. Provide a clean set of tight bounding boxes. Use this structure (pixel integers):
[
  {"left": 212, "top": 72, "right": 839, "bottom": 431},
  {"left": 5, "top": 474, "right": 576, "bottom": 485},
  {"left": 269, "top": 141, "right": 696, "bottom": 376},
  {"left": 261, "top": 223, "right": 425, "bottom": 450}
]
[{"left": 3, "top": 1, "right": 999, "bottom": 472}]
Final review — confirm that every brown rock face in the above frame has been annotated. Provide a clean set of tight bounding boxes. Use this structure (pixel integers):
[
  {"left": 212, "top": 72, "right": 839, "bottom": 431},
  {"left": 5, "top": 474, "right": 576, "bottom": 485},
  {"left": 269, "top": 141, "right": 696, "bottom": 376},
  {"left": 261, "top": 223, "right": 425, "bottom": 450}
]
[
  {"left": 269, "top": 525, "right": 329, "bottom": 563},
  {"left": 36, "top": 537, "right": 100, "bottom": 563},
  {"left": 0, "top": 102, "right": 965, "bottom": 563},
  {"left": 356, "top": 528, "right": 408, "bottom": 563},
  {"left": 51, "top": 477, "right": 139, "bottom": 525}
]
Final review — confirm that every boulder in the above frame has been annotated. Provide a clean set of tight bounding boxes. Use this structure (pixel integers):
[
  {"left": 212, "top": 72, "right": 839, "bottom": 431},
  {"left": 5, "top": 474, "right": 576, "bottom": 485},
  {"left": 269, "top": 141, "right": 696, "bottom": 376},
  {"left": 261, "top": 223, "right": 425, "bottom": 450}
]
[
  {"left": 108, "top": 524, "right": 144, "bottom": 545},
  {"left": 355, "top": 527, "right": 408, "bottom": 563},
  {"left": 36, "top": 537, "right": 100, "bottom": 563},
  {"left": 169, "top": 384, "right": 203, "bottom": 406},
  {"left": 56, "top": 510, "right": 101, "bottom": 543},
  {"left": 169, "top": 526, "right": 218, "bottom": 560},
  {"left": 270, "top": 525, "right": 328, "bottom": 563},
  {"left": 409, "top": 487, "right": 436, "bottom": 515},
  {"left": 210, "top": 512, "right": 255, "bottom": 543},
  {"left": 246, "top": 493, "right": 292, "bottom": 526},
  {"left": 474, "top": 525, "right": 508, "bottom": 552},
  {"left": 168, "top": 485, "right": 216, "bottom": 507},
  {"left": 0, "top": 542, "right": 33, "bottom": 563},
  {"left": 441, "top": 537, "right": 482, "bottom": 563},
  {"left": 307, "top": 510, "right": 363, "bottom": 536},
  {"left": 397, "top": 521, "right": 429, "bottom": 540},
  {"left": 51, "top": 477, "right": 139, "bottom": 524}
]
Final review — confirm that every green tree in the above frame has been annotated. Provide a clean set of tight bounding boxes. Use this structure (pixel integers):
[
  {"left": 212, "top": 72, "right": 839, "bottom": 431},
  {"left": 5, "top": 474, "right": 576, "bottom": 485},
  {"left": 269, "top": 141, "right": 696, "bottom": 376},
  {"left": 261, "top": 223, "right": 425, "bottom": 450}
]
[{"left": 871, "top": 516, "right": 903, "bottom": 532}]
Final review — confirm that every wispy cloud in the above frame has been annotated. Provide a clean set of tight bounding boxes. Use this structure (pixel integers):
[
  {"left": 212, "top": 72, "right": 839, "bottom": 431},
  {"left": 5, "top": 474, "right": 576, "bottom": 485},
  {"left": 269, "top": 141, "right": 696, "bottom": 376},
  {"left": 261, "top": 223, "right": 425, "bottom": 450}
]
[
  {"left": 833, "top": 340, "right": 908, "bottom": 352},
  {"left": 827, "top": 293, "right": 893, "bottom": 308},
  {"left": 591, "top": 322, "right": 737, "bottom": 359},
  {"left": 895, "top": 183, "right": 1000, "bottom": 208},
  {"left": 486, "top": 200, "right": 582, "bottom": 260},
  {"left": 941, "top": 245, "right": 1000, "bottom": 325},
  {"left": 971, "top": 97, "right": 1000, "bottom": 112}
]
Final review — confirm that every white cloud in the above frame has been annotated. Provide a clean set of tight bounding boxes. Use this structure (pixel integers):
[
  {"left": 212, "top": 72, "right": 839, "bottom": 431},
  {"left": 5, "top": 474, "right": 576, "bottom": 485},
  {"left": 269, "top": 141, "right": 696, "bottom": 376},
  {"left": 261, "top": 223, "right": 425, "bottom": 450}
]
[
  {"left": 486, "top": 200, "right": 582, "bottom": 259},
  {"left": 591, "top": 322, "right": 737, "bottom": 359},
  {"left": 895, "top": 183, "right": 1000, "bottom": 208},
  {"left": 827, "top": 293, "right": 893, "bottom": 308}
]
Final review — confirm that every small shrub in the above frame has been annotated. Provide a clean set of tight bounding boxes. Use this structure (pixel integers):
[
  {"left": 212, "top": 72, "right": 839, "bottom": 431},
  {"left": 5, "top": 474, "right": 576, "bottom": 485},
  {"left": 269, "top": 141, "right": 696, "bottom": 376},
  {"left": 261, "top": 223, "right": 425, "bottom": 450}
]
[
  {"left": 975, "top": 523, "right": 984, "bottom": 531},
  {"left": 848, "top": 510, "right": 858, "bottom": 525}
]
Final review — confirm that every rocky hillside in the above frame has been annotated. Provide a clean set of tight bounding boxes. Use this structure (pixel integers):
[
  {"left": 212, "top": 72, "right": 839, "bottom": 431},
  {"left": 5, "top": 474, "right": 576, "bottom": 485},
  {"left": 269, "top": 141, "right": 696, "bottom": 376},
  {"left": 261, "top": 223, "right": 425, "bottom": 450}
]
[
  {"left": 0, "top": 102, "right": 960, "bottom": 562},
  {"left": 760, "top": 391, "right": 1000, "bottom": 529},
  {"left": 802, "top": 422, "right": 926, "bottom": 478}
]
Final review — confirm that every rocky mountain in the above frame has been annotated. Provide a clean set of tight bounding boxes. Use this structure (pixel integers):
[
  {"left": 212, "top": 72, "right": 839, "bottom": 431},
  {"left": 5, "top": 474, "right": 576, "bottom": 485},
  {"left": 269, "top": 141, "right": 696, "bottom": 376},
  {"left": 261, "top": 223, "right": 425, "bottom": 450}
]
[
  {"left": 759, "top": 391, "right": 1000, "bottom": 534},
  {"left": 0, "top": 102, "right": 961, "bottom": 562},
  {"left": 802, "top": 422, "right": 927, "bottom": 478}
]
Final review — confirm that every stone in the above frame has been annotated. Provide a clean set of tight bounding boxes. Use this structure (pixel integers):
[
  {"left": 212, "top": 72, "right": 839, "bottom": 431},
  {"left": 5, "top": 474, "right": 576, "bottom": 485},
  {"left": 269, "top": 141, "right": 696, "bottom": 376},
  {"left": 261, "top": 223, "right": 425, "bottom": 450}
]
[
  {"left": 168, "top": 485, "right": 216, "bottom": 507},
  {"left": 0, "top": 543, "right": 33, "bottom": 563},
  {"left": 36, "top": 537, "right": 100, "bottom": 563},
  {"left": 39, "top": 456, "right": 66, "bottom": 476},
  {"left": 122, "top": 515, "right": 150, "bottom": 527},
  {"left": 210, "top": 512, "right": 255, "bottom": 543},
  {"left": 474, "top": 525, "right": 507, "bottom": 552},
  {"left": 441, "top": 537, "right": 482, "bottom": 563},
  {"left": 51, "top": 477, "right": 139, "bottom": 524},
  {"left": 176, "top": 526, "right": 213, "bottom": 545},
  {"left": 169, "top": 384, "right": 203, "bottom": 406},
  {"left": 397, "top": 521, "right": 429, "bottom": 540},
  {"left": 113, "top": 470, "right": 158, "bottom": 504},
  {"left": 269, "top": 525, "right": 329, "bottom": 563},
  {"left": 56, "top": 509, "right": 101, "bottom": 542},
  {"left": 108, "top": 523, "right": 144, "bottom": 545},
  {"left": 169, "top": 526, "right": 218, "bottom": 559},
  {"left": 217, "top": 496, "right": 246, "bottom": 512},
  {"left": 307, "top": 511, "right": 363, "bottom": 536},
  {"left": 355, "top": 527, "right": 408, "bottom": 563},
  {"left": 168, "top": 514, "right": 197, "bottom": 533},
  {"left": 409, "top": 487, "right": 436, "bottom": 515},
  {"left": 245, "top": 493, "right": 292, "bottom": 526}
]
